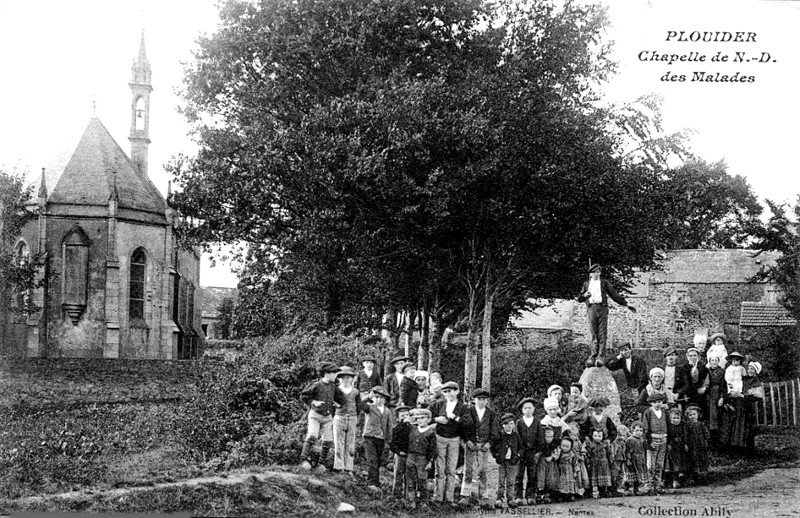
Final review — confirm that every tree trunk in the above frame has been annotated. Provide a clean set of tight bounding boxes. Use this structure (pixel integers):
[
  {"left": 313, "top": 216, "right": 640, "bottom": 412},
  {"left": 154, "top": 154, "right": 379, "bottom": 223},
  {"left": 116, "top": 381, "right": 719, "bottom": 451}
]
[
  {"left": 429, "top": 310, "right": 443, "bottom": 373},
  {"left": 418, "top": 307, "right": 429, "bottom": 370},
  {"left": 464, "top": 324, "right": 478, "bottom": 399},
  {"left": 482, "top": 283, "right": 494, "bottom": 391},
  {"left": 402, "top": 309, "right": 415, "bottom": 357}
]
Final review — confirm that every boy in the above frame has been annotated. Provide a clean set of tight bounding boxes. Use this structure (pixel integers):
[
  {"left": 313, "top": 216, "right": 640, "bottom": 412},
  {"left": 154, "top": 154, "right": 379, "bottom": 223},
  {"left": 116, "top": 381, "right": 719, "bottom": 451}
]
[
  {"left": 333, "top": 365, "right": 361, "bottom": 475},
  {"left": 642, "top": 392, "right": 669, "bottom": 493},
  {"left": 430, "top": 381, "right": 469, "bottom": 506},
  {"left": 299, "top": 362, "right": 346, "bottom": 470},
  {"left": 390, "top": 405, "right": 412, "bottom": 499},
  {"left": 493, "top": 413, "right": 520, "bottom": 509},
  {"left": 580, "top": 396, "right": 618, "bottom": 443},
  {"left": 399, "top": 363, "right": 420, "bottom": 409},
  {"left": 355, "top": 355, "right": 382, "bottom": 398},
  {"left": 385, "top": 355, "right": 410, "bottom": 407},
  {"left": 459, "top": 388, "right": 500, "bottom": 507},
  {"left": 515, "top": 397, "right": 541, "bottom": 506},
  {"left": 406, "top": 408, "right": 437, "bottom": 510},
  {"left": 362, "top": 386, "right": 394, "bottom": 490}
]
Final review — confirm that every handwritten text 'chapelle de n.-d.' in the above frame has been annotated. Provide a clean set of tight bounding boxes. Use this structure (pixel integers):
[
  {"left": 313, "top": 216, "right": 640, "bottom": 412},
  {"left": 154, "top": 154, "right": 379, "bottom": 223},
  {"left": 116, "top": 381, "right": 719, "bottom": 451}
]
[{"left": 638, "top": 31, "right": 776, "bottom": 83}]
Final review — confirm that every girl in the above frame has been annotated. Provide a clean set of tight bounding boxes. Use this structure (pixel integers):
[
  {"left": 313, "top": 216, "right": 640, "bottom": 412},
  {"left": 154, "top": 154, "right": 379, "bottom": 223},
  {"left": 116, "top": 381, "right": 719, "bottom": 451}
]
[
  {"left": 542, "top": 397, "right": 569, "bottom": 437},
  {"left": 570, "top": 428, "right": 591, "bottom": 497},
  {"left": 547, "top": 385, "right": 567, "bottom": 415},
  {"left": 536, "top": 426, "right": 560, "bottom": 503},
  {"left": 684, "top": 404, "right": 709, "bottom": 484},
  {"left": 664, "top": 407, "right": 686, "bottom": 489},
  {"left": 585, "top": 428, "right": 613, "bottom": 498},
  {"left": 556, "top": 436, "right": 579, "bottom": 502},
  {"left": 625, "top": 422, "right": 648, "bottom": 495},
  {"left": 706, "top": 333, "right": 729, "bottom": 369},
  {"left": 724, "top": 352, "right": 747, "bottom": 395},
  {"left": 564, "top": 383, "right": 588, "bottom": 438},
  {"left": 333, "top": 366, "right": 362, "bottom": 476},
  {"left": 705, "top": 355, "right": 725, "bottom": 447}
]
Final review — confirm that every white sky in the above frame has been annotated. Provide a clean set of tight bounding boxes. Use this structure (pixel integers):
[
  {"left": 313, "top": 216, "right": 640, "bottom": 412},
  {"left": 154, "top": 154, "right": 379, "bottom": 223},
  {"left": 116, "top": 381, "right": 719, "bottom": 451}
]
[{"left": 0, "top": 0, "right": 798, "bottom": 289}]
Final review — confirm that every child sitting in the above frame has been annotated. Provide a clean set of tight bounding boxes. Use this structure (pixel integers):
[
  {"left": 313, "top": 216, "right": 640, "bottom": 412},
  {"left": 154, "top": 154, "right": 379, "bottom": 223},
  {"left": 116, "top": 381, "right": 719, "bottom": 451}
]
[
  {"left": 683, "top": 404, "right": 710, "bottom": 485},
  {"left": 536, "top": 426, "right": 560, "bottom": 503},
  {"left": 625, "top": 421, "right": 648, "bottom": 495},
  {"left": 664, "top": 407, "right": 686, "bottom": 489},
  {"left": 390, "top": 406, "right": 412, "bottom": 499},
  {"left": 609, "top": 424, "right": 629, "bottom": 496},
  {"left": 299, "top": 362, "right": 346, "bottom": 470},
  {"left": 585, "top": 428, "right": 613, "bottom": 498},
  {"left": 405, "top": 408, "right": 437, "bottom": 510},
  {"left": 492, "top": 413, "right": 521, "bottom": 509}
]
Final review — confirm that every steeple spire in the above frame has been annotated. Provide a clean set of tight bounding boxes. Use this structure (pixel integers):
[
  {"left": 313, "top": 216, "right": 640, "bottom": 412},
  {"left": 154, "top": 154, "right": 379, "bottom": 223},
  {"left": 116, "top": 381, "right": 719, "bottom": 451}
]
[{"left": 129, "top": 29, "right": 153, "bottom": 176}]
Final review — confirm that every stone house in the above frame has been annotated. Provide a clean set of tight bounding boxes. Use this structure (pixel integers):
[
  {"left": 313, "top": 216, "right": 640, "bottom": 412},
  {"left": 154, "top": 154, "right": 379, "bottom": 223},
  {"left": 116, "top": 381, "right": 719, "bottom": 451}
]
[
  {"left": 199, "top": 286, "right": 239, "bottom": 339},
  {"left": 508, "top": 249, "right": 792, "bottom": 352},
  {"left": 1, "top": 34, "right": 203, "bottom": 360}
]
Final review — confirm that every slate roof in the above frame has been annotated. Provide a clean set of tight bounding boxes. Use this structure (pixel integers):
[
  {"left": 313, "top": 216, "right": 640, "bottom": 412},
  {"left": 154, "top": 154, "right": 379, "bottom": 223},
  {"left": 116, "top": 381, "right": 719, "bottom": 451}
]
[
  {"left": 48, "top": 118, "right": 166, "bottom": 225},
  {"left": 739, "top": 302, "right": 796, "bottom": 327},
  {"left": 649, "top": 249, "right": 779, "bottom": 284}
]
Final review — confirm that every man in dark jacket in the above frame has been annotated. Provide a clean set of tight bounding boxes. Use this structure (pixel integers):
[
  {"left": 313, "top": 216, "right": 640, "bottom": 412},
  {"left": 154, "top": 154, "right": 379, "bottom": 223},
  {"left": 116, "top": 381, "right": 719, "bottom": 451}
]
[
  {"left": 430, "top": 381, "right": 470, "bottom": 505},
  {"left": 606, "top": 343, "right": 649, "bottom": 397},
  {"left": 675, "top": 347, "right": 709, "bottom": 413},
  {"left": 458, "top": 388, "right": 501, "bottom": 506},
  {"left": 577, "top": 264, "right": 636, "bottom": 367}
]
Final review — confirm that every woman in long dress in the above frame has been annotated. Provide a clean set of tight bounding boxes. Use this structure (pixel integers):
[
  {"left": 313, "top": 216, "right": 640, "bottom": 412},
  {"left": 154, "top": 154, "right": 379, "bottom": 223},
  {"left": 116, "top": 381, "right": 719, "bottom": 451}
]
[{"left": 720, "top": 359, "right": 764, "bottom": 453}]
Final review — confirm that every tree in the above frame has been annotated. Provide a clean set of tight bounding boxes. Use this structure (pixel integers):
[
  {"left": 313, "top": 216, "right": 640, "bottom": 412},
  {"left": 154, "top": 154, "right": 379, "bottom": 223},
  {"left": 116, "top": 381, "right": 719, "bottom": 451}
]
[{"left": 216, "top": 297, "right": 236, "bottom": 339}]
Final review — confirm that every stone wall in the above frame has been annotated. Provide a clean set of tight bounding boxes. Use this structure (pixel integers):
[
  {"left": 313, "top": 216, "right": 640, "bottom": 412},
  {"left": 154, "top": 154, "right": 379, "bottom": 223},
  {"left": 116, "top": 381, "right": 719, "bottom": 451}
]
[{"left": 0, "top": 357, "right": 227, "bottom": 408}]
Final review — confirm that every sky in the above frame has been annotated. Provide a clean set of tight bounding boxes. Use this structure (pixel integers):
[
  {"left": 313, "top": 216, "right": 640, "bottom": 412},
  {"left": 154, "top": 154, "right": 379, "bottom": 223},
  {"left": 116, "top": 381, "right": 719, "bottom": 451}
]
[{"left": 0, "top": 0, "right": 798, "bottom": 289}]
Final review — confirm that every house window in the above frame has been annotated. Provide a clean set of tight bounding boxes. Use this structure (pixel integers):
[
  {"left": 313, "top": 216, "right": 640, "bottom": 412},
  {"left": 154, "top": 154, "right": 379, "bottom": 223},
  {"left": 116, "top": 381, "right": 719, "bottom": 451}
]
[
  {"left": 675, "top": 288, "right": 689, "bottom": 303},
  {"left": 675, "top": 319, "right": 686, "bottom": 333},
  {"left": 766, "top": 287, "right": 781, "bottom": 304},
  {"left": 129, "top": 248, "right": 146, "bottom": 321}
]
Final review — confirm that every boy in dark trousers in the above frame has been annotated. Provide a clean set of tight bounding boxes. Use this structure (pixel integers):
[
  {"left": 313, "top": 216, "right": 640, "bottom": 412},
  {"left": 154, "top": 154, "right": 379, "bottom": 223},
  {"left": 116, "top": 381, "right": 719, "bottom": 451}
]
[
  {"left": 459, "top": 388, "right": 500, "bottom": 507},
  {"left": 515, "top": 397, "right": 542, "bottom": 506},
  {"left": 493, "top": 412, "right": 521, "bottom": 509},
  {"left": 362, "top": 386, "right": 395, "bottom": 491},
  {"left": 406, "top": 408, "right": 437, "bottom": 510},
  {"left": 299, "top": 362, "right": 346, "bottom": 470},
  {"left": 430, "top": 381, "right": 469, "bottom": 506},
  {"left": 390, "top": 406, "right": 412, "bottom": 499}
]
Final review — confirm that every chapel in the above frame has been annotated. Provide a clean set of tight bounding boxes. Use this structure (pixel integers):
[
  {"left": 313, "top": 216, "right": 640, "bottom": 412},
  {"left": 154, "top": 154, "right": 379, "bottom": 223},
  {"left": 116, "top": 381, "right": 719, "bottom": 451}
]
[{"left": 3, "top": 33, "right": 203, "bottom": 359}]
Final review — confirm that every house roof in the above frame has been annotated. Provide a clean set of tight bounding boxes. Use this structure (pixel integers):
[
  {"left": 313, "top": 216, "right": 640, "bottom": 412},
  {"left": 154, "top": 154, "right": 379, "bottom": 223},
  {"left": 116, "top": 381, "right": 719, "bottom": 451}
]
[
  {"left": 199, "top": 286, "right": 239, "bottom": 318},
  {"left": 739, "top": 302, "right": 796, "bottom": 327},
  {"left": 649, "top": 249, "right": 780, "bottom": 284},
  {"left": 48, "top": 118, "right": 166, "bottom": 225}
]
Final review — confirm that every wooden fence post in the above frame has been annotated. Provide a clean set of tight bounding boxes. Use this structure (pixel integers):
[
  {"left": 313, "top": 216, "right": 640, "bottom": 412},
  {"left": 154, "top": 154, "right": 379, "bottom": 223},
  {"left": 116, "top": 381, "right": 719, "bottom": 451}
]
[{"left": 770, "top": 382, "right": 777, "bottom": 427}]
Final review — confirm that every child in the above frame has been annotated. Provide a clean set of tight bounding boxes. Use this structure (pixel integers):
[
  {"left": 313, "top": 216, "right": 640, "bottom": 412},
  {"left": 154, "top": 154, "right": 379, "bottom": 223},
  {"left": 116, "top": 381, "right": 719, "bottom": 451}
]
[
  {"left": 580, "top": 397, "right": 618, "bottom": 444},
  {"left": 299, "top": 362, "right": 346, "bottom": 470},
  {"left": 642, "top": 392, "right": 669, "bottom": 493},
  {"left": 515, "top": 397, "right": 540, "bottom": 506},
  {"left": 625, "top": 421, "right": 648, "bottom": 495},
  {"left": 585, "top": 428, "right": 613, "bottom": 498},
  {"left": 492, "top": 413, "right": 520, "bottom": 509},
  {"left": 609, "top": 424, "right": 629, "bottom": 496},
  {"left": 536, "top": 426, "right": 560, "bottom": 503},
  {"left": 568, "top": 428, "right": 590, "bottom": 497},
  {"left": 705, "top": 354, "right": 726, "bottom": 447},
  {"left": 390, "top": 406, "right": 412, "bottom": 499},
  {"left": 664, "top": 407, "right": 686, "bottom": 489},
  {"left": 355, "top": 355, "right": 382, "bottom": 398},
  {"left": 541, "top": 397, "right": 570, "bottom": 436},
  {"left": 683, "top": 404, "right": 710, "bottom": 484},
  {"left": 459, "top": 388, "right": 500, "bottom": 506},
  {"left": 564, "top": 383, "right": 588, "bottom": 438},
  {"left": 556, "top": 436, "right": 579, "bottom": 502},
  {"left": 430, "top": 381, "right": 468, "bottom": 505},
  {"left": 399, "top": 363, "right": 420, "bottom": 409},
  {"left": 386, "top": 356, "right": 410, "bottom": 407},
  {"left": 414, "top": 371, "right": 429, "bottom": 407},
  {"left": 333, "top": 366, "right": 362, "bottom": 476},
  {"left": 362, "top": 386, "right": 395, "bottom": 490},
  {"left": 724, "top": 352, "right": 747, "bottom": 395},
  {"left": 406, "top": 408, "right": 437, "bottom": 510},
  {"left": 547, "top": 385, "right": 566, "bottom": 415}
]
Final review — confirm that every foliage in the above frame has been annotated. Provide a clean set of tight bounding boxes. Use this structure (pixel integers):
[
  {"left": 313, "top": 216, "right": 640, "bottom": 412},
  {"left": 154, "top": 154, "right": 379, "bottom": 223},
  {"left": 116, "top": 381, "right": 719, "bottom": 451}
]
[
  {"left": 231, "top": 262, "right": 285, "bottom": 337},
  {"left": 215, "top": 297, "right": 236, "bottom": 339}
]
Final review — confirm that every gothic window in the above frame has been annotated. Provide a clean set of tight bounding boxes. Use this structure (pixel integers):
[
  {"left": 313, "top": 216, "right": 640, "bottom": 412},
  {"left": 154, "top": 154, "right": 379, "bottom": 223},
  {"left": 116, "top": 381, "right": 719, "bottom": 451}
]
[
  {"left": 62, "top": 226, "right": 90, "bottom": 325},
  {"left": 129, "top": 248, "right": 146, "bottom": 321},
  {"left": 675, "top": 319, "right": 686, "bottom": 333}
]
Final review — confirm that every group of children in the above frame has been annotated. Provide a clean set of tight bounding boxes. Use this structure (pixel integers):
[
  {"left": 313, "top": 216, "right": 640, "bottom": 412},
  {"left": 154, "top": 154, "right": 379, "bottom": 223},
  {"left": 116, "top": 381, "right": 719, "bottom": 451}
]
[{"left": 298, "top": 355, "right": 712, "bottom": 510}]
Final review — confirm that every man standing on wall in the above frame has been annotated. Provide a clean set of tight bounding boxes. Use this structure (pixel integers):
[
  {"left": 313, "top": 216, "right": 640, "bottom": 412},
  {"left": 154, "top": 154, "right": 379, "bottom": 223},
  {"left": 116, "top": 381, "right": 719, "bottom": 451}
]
[{"left": 577, "top": 264, "right": 636, "bottom": 368}]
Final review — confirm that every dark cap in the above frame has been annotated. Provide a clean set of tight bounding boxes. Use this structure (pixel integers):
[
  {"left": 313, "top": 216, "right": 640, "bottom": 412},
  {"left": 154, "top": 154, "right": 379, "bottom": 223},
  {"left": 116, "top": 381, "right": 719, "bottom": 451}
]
[
  {"left": 684, "top": 404, "right": 703, "bottom": 417},
  {"left": 618, "top": 343, "right": 632, "bottom": 351},
  {"left": 360, "top": 355, "right": 376, "bottom": 363},
  {"left": 588, "top": 264, "right": 602, "bottom": 273},
  {"left": 663, "top": 347, "right": 678, "bottom": 358},
  {"left": 395, "top": 405, "right": 411, "bottom": 414},
  {"left": 501, "top": 412, "right": 516, "bottom": 424},
  {"left": 570, "top": 382, "right": 583, "bottom": 392},
  {"left": 517, "top": 397, "right": 536, "bottom": 410},
  {"left": 728, "top": 351, "right": 745, "bottom": 361},
  {"left": 441, "top": 381, "right": 460, "bottom": 392},
  {"left": 390, "top": 355, "right": 410, "bottom": 365},
  {"left": 370, "top": 386, "right": 390, "bottom": 399},
  {"left": 471, "top": 388, "right": 491, "bottom": 399},
  {"left": 587, "top": 396, "right": 610, "bottom": 408},
  {"left": 401, "top": 362, "right": 416, "bottom": 373},
  {"left": 336, "top": 365, "right": 357, "bottom": 378},
  {"left": 647, "top": 392, "right": 666, "bottom": 403},
  {"left": 317, "top": 361, "right": 340, "bottom": 374}
]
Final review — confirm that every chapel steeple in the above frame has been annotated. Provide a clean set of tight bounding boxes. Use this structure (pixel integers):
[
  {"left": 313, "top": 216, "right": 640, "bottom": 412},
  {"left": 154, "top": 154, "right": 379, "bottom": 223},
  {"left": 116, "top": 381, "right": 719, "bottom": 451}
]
[{"left": 129, "top": 30, "right": 152, "bottom": 176}]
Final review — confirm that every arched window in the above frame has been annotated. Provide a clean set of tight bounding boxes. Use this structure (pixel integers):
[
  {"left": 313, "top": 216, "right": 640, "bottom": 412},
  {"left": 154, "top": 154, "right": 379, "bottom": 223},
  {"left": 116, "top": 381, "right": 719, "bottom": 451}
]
[
  {"left": 129, "top": 248, "right": 146, "bottom": 321},
  {"left": 15, "top": 240, "right": 29, "bottom": 265},
  {"left": 62, "top": 226, "right": 90, "bottom": 325}
]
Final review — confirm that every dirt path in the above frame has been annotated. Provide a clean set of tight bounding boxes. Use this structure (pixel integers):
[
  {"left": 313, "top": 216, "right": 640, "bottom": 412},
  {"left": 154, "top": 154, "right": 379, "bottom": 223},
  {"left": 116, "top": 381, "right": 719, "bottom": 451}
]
[{"left": 455, "top": 462, "right": 800, "bottom": 518}]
